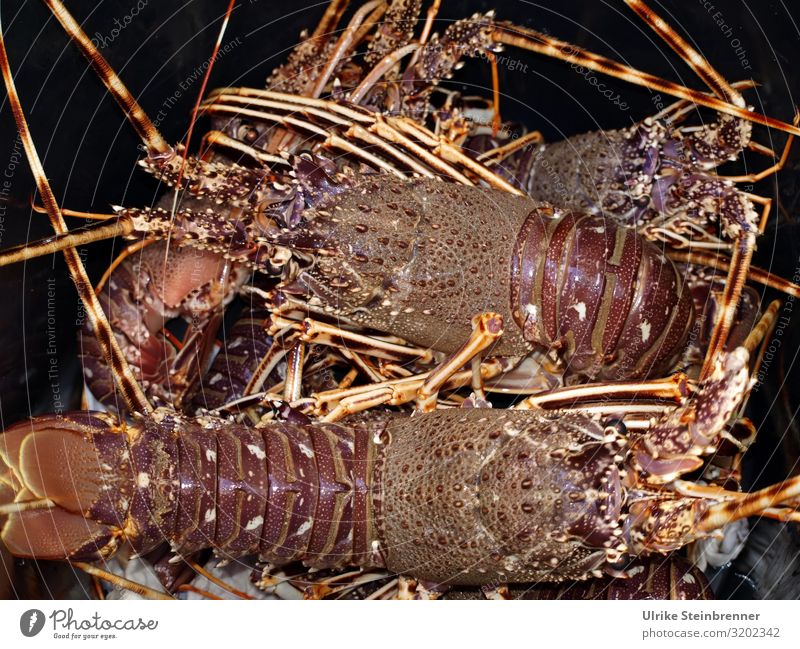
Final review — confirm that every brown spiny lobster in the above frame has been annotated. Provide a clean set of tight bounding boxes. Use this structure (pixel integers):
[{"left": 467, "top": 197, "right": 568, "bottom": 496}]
[
  {"left": 2, "top": 346, "right": 800, "bottom": 594},
  {"left": 4, "top": 0, "right": 799, "bottom": 417},
  {"left": 1, "top": 0, "right": 799, "bottom": 600}
]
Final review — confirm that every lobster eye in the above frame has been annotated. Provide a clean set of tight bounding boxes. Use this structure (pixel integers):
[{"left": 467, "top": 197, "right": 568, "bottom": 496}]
[
  {"left": 603, "top": 418, "right": 628, "bottom": 437},
  {"left": 236, "top": 122, "right": 259, "bottom": 143}
]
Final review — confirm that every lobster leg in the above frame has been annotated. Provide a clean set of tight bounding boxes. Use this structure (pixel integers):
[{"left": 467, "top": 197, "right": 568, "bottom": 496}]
[
  {"left": 72, "top": 562, "right": 173, "bottom": 600},
  {"left": 283, "top": 343, "right": 306, "bottom": 402},
  {"left": 243, "top": 330, "right": 301, "bottom": 399},
  {"left": 722, "top": 119, "right": 797, "bottom": 187},
  {"left": 476, "top": 131, "right": 544, "bottom": 167},
  {"left": 202, "top": 129, "right": 293, "bottom": 165},
  {"left": 415, "top": 312, "right": 504, "bottom": 412},
  {"left": 200, "top": 95, "right": 469, "bottom": 183},
  {"left": 313, "top": 358, "right": 510, "bottom": 421},
  {"left": 201, "top": 89, "right": 522, "bottom": 192},
  {"left": 515, "top": 373, "right": 688, "bottom": 411},
  {"left": 270, "top": 314, "right": 436, "bottom": 363},
  {"left": 734, "top": 299, "right": 781, "bottom": 419},
  {"left": 699, "top": 238, "right": 755, "bottom": 380}
]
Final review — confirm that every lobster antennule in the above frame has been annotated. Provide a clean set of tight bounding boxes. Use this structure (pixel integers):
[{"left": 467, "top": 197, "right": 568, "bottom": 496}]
[{"left": 0, "top": 414, "right": 131, "bottom": 560}]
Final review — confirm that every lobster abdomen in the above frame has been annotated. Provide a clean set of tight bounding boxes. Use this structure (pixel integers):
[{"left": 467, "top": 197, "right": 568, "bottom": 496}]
[
  {"left": 511, "top": 209, "right": 694, "bottom": 380},
  {"left": 0, "top": 411, "right": 382, "bottom": 571}
]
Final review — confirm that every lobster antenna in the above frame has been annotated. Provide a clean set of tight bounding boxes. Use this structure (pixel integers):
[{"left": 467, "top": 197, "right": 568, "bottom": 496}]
[
  {"left": 698, "top": 476, "right": 800, "bottom": 532},
  {"left": 0, "top": 14, "right": 153, "bottom": 414},
  {"left": 311, "top": 0, "right": 350, "bottom": 40},
  {"left": 491, "top": 23, "right": 800, "bottom": 138},
  {"left": 176, "top": 0, "right": 237, "bottom": 189},
  {"left": 624, "top": 0, "right": 742, "bottom": 107},
  {"left": 0, "top": 220, "right": 135, "bottom": 267},
  {"left": 42, "top": 0, "right": 171, "bottom": 156}
]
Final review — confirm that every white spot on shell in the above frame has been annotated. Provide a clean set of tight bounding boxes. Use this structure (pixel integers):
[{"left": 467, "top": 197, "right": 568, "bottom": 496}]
[
  {"left": 206, "top": 449, "right": 217, "bottom": 462},
  {"left": 246, "top": 444, "right": 266, "bottom": 460},
  {"left": 137, "top": 472, "right": 150, "bottom": 488},
  {"left": 639, "top": 320, "right": 651, "bottom": 343},
  {"left": 204, "top": 509, "right": 216, "bottom": 523},
  {"left": 296, "top": 519, "right": 312, "bottom": 536},
  {"left": 571, "top": 302, "right": 587, "bottom": 321},
  {"left": 627, "top": 565, "right": 645, "bottom": 577},
  {"left": 299, "top": 444, "right": 314, "bottom": 459},
  {"left": 245, "top": 516, "right": 264, "bottom": 531}
]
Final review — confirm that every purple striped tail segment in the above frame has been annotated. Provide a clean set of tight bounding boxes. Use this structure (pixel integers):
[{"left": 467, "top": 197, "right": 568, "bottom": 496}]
[{"left": 511, "top": 208, "right": 695, "bottom": 381}]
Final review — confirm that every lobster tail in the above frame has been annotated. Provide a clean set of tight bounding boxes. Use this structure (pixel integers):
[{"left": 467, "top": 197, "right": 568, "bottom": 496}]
[
  {"left": 511, "top": 209, "right": 694, "bottom": 380},
  {"left": 0, "top": 413, "right": 131, "bottom": 560}
]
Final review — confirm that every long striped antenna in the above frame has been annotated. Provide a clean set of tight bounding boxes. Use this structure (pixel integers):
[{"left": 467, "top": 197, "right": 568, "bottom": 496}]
[
  {"left": 42, "top": 0, "right": 171, "bottom": 156},
  {"left": 0, "top": 220, "right": 135, "bottom": 268},
  {"left": 0, "top": 12, "right": 152, "bottom": 414},
  {"left": 491, "top": 23, "right": 800, "bottom": 138},
  {"left": 624, "top": 0, "right": 743, "bottom": 107}
]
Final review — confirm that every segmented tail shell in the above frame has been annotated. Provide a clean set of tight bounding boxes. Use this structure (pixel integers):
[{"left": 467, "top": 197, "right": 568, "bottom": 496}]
[{"left": 511, "top": 209, "right": 694, "bottom": 380}]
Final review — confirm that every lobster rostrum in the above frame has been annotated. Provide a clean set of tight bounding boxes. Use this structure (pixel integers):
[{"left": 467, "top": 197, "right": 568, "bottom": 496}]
[{"left": 2, "top": 345, "right": 800, "bottom": 591}]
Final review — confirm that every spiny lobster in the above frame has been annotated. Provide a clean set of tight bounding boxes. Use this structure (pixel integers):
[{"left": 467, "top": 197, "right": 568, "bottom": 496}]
[
  {"left": 2, "top": 346, "right": 800, "bottom": 593},
  {"left": 0, "top": 0, "right": 796, "bottom": 600},
  {"left": 3, "top": 0, "right": 799, "bottom": 417}
]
